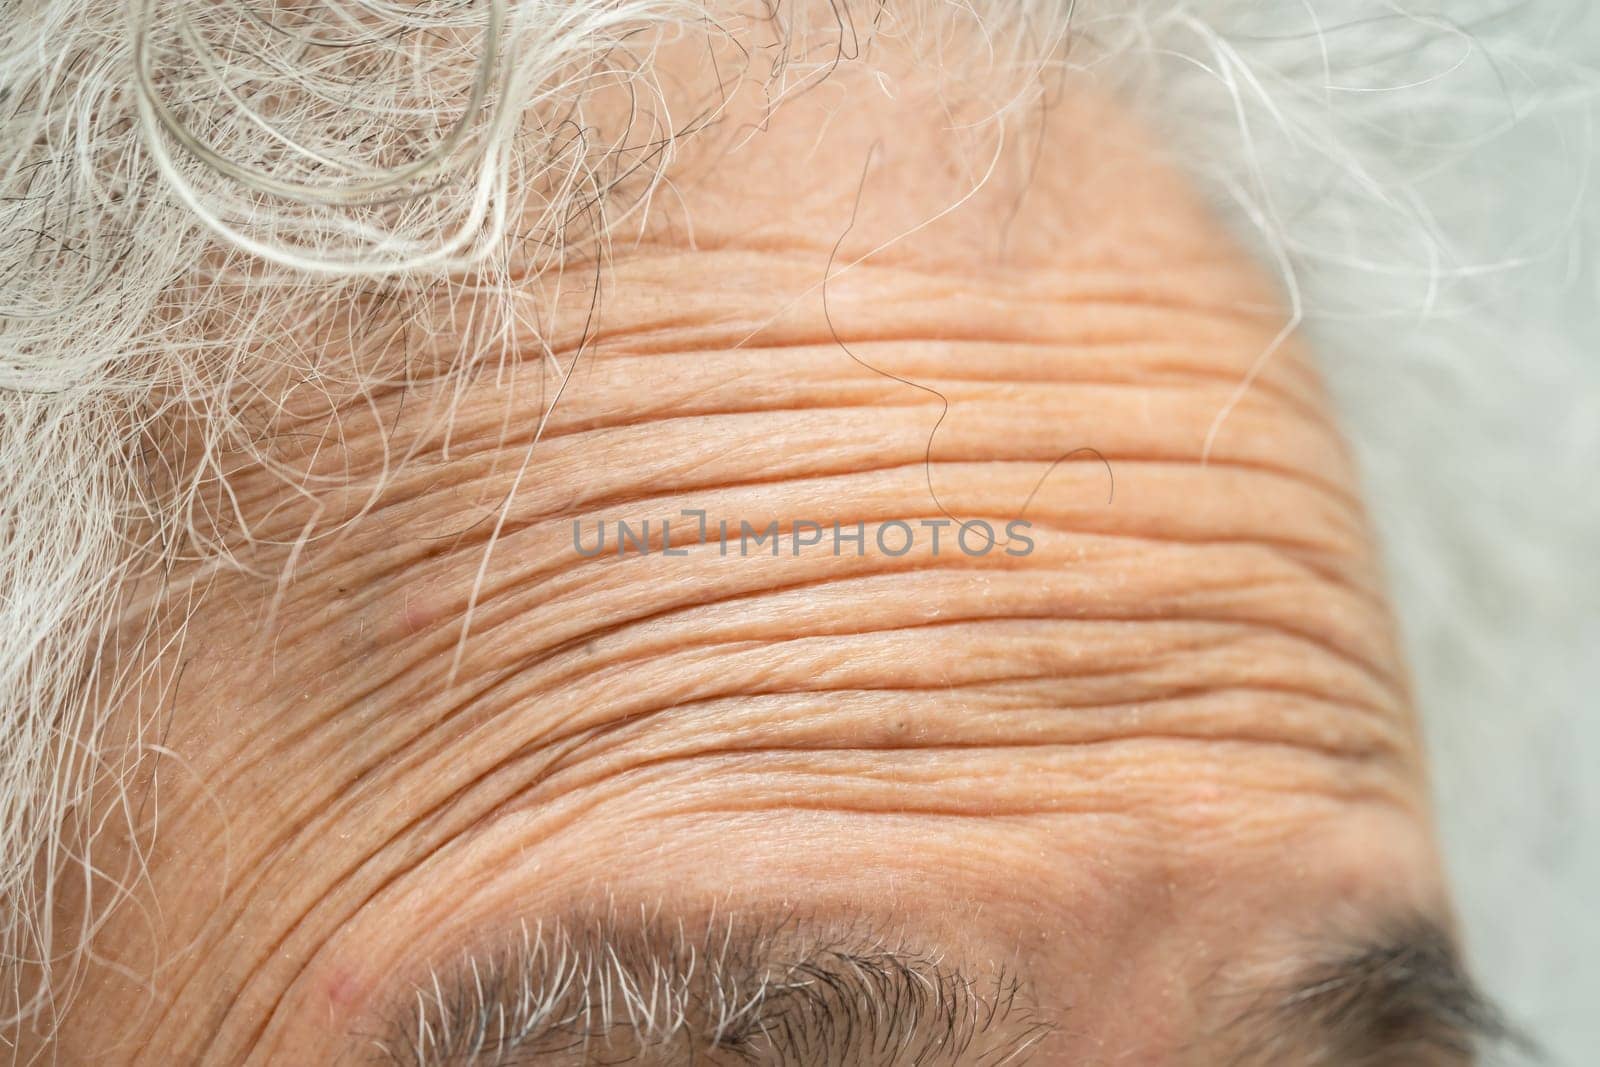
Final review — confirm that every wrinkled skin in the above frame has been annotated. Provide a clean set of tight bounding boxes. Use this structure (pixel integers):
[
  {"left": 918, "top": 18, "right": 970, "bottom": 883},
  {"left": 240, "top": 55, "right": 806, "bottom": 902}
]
[{"left": 46, "top": 37, "right": 1442, "bottom": 1066}]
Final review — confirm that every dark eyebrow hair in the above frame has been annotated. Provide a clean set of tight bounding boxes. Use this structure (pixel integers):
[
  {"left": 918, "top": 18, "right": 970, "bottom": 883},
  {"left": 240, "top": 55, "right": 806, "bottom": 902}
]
[
  {"left": 1226, "top": 914, "right": 1531, "bottom": 1067},
  {"left": 360, "top": 909, "right": 1054, "bottom": 1066}
]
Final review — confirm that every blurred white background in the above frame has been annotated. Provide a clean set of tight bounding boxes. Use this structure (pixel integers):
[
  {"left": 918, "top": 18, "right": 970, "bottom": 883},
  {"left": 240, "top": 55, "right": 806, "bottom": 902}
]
[{"left": 1312, "top": 7, "right": 1599, "bottom": 1060}]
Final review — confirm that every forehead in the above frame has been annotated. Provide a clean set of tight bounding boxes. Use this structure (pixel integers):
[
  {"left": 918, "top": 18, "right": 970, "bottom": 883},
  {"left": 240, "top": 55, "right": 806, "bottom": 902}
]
[
  {"left": 73, "top": 59, "right": 1440, "bottom": 1064},
  {"left": 126, "top": 330, "right": 1435, "bottom": 1063}
]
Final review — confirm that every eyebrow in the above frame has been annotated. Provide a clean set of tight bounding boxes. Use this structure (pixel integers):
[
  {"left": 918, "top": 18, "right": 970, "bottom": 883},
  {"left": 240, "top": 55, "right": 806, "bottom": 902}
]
[
  {"left": 362, "top": 911, "right": 1055, "bottom": 1066},
  {"left": 1226, "top": 915, "right": 1528, "bottom": 1067},
  {"left": 361, "top": 909, "right": 1519, "bottom": 1066}
]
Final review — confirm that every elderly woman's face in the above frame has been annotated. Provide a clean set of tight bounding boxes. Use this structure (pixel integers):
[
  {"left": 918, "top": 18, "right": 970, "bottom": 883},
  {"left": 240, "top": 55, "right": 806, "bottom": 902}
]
[{"left": 54, "top": 39, "right": 1464, "bottom": 1067}]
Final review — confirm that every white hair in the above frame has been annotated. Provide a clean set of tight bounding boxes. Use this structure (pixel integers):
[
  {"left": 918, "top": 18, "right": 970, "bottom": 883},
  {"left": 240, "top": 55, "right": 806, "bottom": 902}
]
[{"left": 1, "top": 0, "right": 1595, "bottom": 1047}]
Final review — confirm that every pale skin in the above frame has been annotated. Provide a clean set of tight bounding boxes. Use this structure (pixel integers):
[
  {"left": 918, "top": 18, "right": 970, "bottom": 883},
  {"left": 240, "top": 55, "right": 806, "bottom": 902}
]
[{"left": 44, "top": 32, "right": 1458, "bottom": 1066}]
